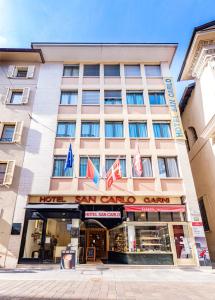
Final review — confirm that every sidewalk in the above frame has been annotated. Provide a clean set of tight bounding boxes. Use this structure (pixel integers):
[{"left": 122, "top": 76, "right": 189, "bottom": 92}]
[{"left": 0, "top": 265, "right": 215, "bottom": 299}]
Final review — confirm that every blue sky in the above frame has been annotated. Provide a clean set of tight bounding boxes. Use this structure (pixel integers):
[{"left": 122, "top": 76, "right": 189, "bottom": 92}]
[{"left": 0, "top": 0, "right": 215, "bottom": 99}]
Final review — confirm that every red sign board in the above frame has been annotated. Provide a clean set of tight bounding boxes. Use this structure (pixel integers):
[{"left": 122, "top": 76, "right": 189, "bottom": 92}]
[{"left": 124, "top": 205, "right": 185, "bottom": 212}]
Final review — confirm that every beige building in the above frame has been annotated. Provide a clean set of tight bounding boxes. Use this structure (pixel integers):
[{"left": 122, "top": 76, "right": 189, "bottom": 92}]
[
  {"left": 0, "top": 43, "right": 209, "bottom": 268},
  {"left": 179, "top": 21, "right": 215, "bottom": 261},
  {"left": 0, "top": 49, "right": 43, "bottom": 267}
]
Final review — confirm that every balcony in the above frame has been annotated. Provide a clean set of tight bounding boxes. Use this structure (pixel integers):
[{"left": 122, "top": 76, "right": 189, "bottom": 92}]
[{"left": 160, "top": 178, "right": 183, "bottom": 192}]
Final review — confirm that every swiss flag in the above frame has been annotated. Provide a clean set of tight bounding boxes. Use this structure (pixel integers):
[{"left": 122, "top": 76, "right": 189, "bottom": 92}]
[
  {"left": 133, "top": 144, "right": 143, "bottom": 177},
  {"left": 106, "top": 159, "right": 122, "bottom": 189}
]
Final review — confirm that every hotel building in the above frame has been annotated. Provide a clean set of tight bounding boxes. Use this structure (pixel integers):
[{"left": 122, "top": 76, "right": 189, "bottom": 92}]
[
  {"left": 179, "top": 21, "right": 215, "bottom": 262},
  {"left": 0, "top": 43, "right": 209, "bottom": 268}
]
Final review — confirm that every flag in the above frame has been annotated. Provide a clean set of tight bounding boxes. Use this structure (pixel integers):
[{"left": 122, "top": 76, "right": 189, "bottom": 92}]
[
  {"left": 86, "top": 158, "right": 100, "bottom": 186},
  {"left": 106, "top": 159, "right": 122, "bottom": 189},
  {"left": 133, "top": 144, "right": 143, "bottom": 177},
  {"left": 64, "top": 143, "right": 73, "bottom": 171}
]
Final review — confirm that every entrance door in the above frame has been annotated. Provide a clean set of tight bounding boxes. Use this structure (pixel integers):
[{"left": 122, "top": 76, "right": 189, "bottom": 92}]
[
  {"left": 172, "top": 224, "right": 196, "bottom": 266},
  {"left": 87, "top": 228, "right": 107, "bottom": 260}
]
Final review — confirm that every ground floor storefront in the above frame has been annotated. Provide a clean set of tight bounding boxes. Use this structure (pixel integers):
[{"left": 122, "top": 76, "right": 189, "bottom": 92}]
[{"left": 17, "top": 195, "right": 210, "bottom": 267}]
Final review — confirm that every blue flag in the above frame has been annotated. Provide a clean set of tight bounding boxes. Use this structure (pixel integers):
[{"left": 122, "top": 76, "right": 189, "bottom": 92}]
[{"left": 64, "top": 143, "right": 73, "bottom": 171}]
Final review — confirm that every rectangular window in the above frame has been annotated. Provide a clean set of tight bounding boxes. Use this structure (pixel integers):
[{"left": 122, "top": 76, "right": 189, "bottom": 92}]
[
  {"left": 53, "top": 157, "right": 72, "bottom": 177},
  {"left": 82, "top": 90, "right": 100, "bottom": 105},
  {"left": 60, "top": 91, "right": 78, "bottom": 105},
  {"left": 124, "top": 65, "right": 141, "bottom": 77},
  {"left": 153, "top": 123, "right": 171, "bottom": 138},
  {"left": 105, "top": 121, "right": 123, "bottom": 138},
  {"left": 199, "top": 197, "right": 210, "bottom": 231},
  {"left": 132, "top": 157, "right": 153, "bottom": 177},
  {"left": 56, "top": 122, "right": 76, "bottom": 138},
  {"left": 149, "top": 92, "right": 166, "bottom": 105},
  {"left": 0, "top": 163, "right": 7, "bottom": 184},
  {"left": 104, "top": 65, "right": 120, "bottom": 77},
  {"left": 84, "top": 64, "right": 100, "bottom": 76},
  {"left": 79, "top": 157, "right": 100, "bottom": 177},
  {"left": 16, "top": 68, "right": 28, "bottom": 78},
  {"left": 145, "top": 65, "right": 161, "bottom": 77},
  {"left": 104, "top": 90, "right": 122, "bottom": 105},
  {"left": 63, "top": 65, "right": 79, "bottom": 77},
  {"left": 0, "top": 125, "right": 15, "bottom": 142},
  {"left": 105, "top": 157, "right": 126, "bottom": 177},
  {"left": 10, "top": 91, "right": 23, "bottom": 104},
  {"left": 126, "top": 91, "right": 144, "bottom": 105},
  {"left": 147, "top": 212, "right": 159, "bottom": 221},
  {"left": 158, "top": 157, "right": 179, "bottom": 178},
  {"left": 129, "top": 122, "right": 148, "bottom": 138},
  {"left": 81, "top": 122, "right": 100, "bottom": 137}
]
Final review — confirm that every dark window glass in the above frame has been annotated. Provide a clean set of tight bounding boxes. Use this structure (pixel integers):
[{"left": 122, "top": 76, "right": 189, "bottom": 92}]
[
  {"left": 63, "top": 65, "right": 79, "bottom": 77},
  {"left": 82, "top": 91, "right": 100, "bottom": 104},
  {"left": 16, "top": 69, "right": 27, "bottom": 78},
  {"left": 104, "top": 65, "right": 120, "bottom": 76},
  {"left": 84, "top": 64, "right": 100, "bottom": 76},
  {"left": 145, "top": 65, "right": 161, "bottom": 77},
  {"left": 160, "top": 212, "right": 172, "bottom": 222},
  {"left": 104, "top": 90, "right": 122, "bottom": 105},
  {"left": 147, "top": 212, "right": 159, "bottom": 221}
]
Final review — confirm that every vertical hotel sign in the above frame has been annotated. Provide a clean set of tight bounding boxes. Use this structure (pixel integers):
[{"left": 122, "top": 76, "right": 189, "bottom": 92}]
[{"left": 164, "top": 78, "right": 185, "bottom": 139}]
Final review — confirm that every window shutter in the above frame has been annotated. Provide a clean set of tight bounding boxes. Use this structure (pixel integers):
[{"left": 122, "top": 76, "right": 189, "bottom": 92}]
[
  {"left": 3, "top": 160, "right": 15, "bottom": 186},
  {"left": 13, "top": 121, "right": 23, "bottom": 143},
  {"left": 7, "top": 65, "right": 15, "bottom": 78},
  {"left": 27, "top": 65, "right": 35, "bottom": 78},
  {"left": 21, "top": 88, "right": 30, "bottom": 104},
  {"left": 1, "top": 88, "right": 11, "bottom": 104}
]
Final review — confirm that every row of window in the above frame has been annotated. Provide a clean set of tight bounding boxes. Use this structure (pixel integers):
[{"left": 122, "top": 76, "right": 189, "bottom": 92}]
[
  {"left": 60, "top": 90, "right": 166, "bottom": 105},
  {"left": 53, "top": 156, "right": 180, "bottom": 178},
  {"left": 63, "top": 64, "right": 161, "bottom": 77},
  {"left": 56, "top": 121, "right": 172, "bottom": 138}
]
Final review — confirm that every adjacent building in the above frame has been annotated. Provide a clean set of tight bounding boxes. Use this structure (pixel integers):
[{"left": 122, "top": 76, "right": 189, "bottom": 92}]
[
  {"left": 179, "top": 21, "right": 215, "bottom": 262},
  {"left": 0, "top": 43, "right": 209, "bottom": 268}
]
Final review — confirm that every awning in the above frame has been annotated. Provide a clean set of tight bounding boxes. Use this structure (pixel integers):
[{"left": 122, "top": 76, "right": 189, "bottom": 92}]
[
  {"left": 124, "top": 205, "right": 185, "bottom": 213},
  {"left": 26, "top": 204, "right": 79, "bottom": 209}
]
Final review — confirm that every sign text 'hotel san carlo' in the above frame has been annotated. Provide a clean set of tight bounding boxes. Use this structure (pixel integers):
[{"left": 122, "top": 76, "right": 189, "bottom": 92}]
[{"left": 164, "top": 77, "right": 184, "bottom": 139}]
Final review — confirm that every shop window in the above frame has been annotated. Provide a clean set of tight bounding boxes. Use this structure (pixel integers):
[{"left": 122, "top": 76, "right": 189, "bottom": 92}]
[
  {"left": 124, "top": 65, "right": 141, "bottom": 77},
  {"left": 173, "top": 225, "right": 193, "bottom": 259},
  {"left": 104, "top": 64, "right": 120, "bottom": 77},
  {"left": 153, "top": 122, "right": 172, "bottom": 138},
  {"left": 56, "top": 122, "right": 76, "bottom": 138},
  {"left": 105, "top": 157, "right": 126, "bottom": 177},
  {"left": 129, "top": 122, "right": 148, "bottom": 138},
  {"left": 132, "top": 157, "right": 153, "bottom": 177},
  {"left": 105, "top": 121, "right": 123, "bottom": 138},
  {"left": 160, "top": 212, "right": 172, "bottom": 222},
  {"left": 126, "top": 91, "right": 144, "bottom": 105},
  {"left": 145, "top": 65, "right": 161, "bottom": 77},
  {"left": 83, "top": 64, "right": 100, "bottom": 76},
  {"left": 82, "top": 90, "right": 100, "bottom": 105},
  {"left": 147, "top": 212, "right": 159, "bottom": 222},
  {"left": 149, "top": 92, "right": 166, "bottom": 105},
  {"left": 135, "top": 212, "right": 147, "bottom": 222},
  {"left": 104, "top": 90, "right": 122, "bottom": 105},
  {"left": 158, "top": 157, "right": 179, "bottom": 178},
  {"left": 79, "top": 157, "right": 100, "bottom": 177},
  {"left": 199, "top": 197, "right": 210, "bottom": 231},
  {"left": 60, "top": 91, "right": 78, "bottom": 105},
  {"left": 0, "top": 124, "right": 15, "bottom": 142},
  {"left": 63, "top": 65, "right": 79, "bottom": 77},
  {"left": 53, "top": 157, "right": 73, "bottom": 177},
  {"left": 81, "top": 121, "right": 100, "bottom": 137}
]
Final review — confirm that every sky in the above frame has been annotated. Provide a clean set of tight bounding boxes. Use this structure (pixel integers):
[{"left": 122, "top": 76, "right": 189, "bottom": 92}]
[{"left": 0, "top": 0, "right": 215, "bottom": 99}]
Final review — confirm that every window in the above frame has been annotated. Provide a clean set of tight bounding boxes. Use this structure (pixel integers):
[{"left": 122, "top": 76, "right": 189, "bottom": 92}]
[
  {"left": 16, "top": 68, "right": 28, "bottom": 78},
  {"left": 153, "top": 123, "right": 172, "bottom": 138},
  {"left": 82, "top": 90, "right": 100, "bottom": 105},
  {"left": 63, "top": 65, "right": 79, "bottom": 77},
  {"left": 81, "top": 122, "right": 100, "bottom": 137},
  {"left": 104, "top": 65, "right": 120, "bottom": 77},
  {"left": 10, "top": 91, "right": 23, "bottom": 104},
  {"left": 7, "top": 65, "right": 35, "bottom": 79},
  {"left": 145, "top": 65, "right": 161, "bottom": 77},
  {"left": 79, "top": 157, "right": 100, "bottom": 177},
  {"left": 104, "top": 90, "right": 122, "bottom": 105},
  {"left": 0, "top": 163, "right": 7, "bottom": 184},
  {"left": 126, "top": 91, "right": 144, "bottom": 105},
  {"left": 60, "top": 91, "right": 78, "bottom": 105},
  {"left": 132, "top": 157, "right": 153, "bottom": 177},
  {"left": 129, "top": 122, "right": 148, "bottom": 138},
  {"left": 124, "top": 65, "right": 141, "bottom": 77},
  {"left": 158, "top": 157, "right": 179, "bottom": 178},
  {"left": 105, "top": 121, "right": 123, "bottom": 138},
  {"left": 0, "top": 125, "right": 15, "bottom": 142},
  {"left": 105, "top": 157, "right": 126, "bottom": 177},
  {"left": 199, "top": 197, "right": 210, "bottom": 231},
  {"left": 84, "top": 64, "right": 100, "bottom": 76},
  {"left": 149, "top": 92, "right": 166, "bottom": 105},
  {"left": 56, "top": 122, "right": 76, "bottom": 138},
  {"left": 53, "top": 157, "right": 72, "bottom": 177}
]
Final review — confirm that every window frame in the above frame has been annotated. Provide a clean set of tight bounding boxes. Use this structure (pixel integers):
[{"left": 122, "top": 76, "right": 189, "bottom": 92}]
[
  {"left": 56, "top": 122, "right": 76, "bottom": 138},
  {"left": 126, "top": 90, "right": 144, "bottom": 105},
  {"left": 63, "top": 65, "right": 79, "bottom": 77},
  {"left": 79, "top": 156, "right": 100, "bottom": 177},
  {"left": 52, "top": 156, "right": 73, "bottom": 177},
  {"left": 83, "top": 64, "right": 100, "bottom": 77},
  {"left": 132, "top": 156, "right": 153, "bottom": 178},
  {"left": 82, "top": 90, "right": 100, "bottom": 105},
  {"left": 149, "top": 91, "right": 166, "bottom": 105},
  {"left": 153, "top": 122, "right": 172, "bottom": 139},
  {"left": 0, "top": 163, "right": 7, "bottom": 184},
  {"left": 10, "top": 91, "right": 23, "bottom": 104},
  {"left": 129, "top": 122, "right": 148, "bottom": 138},
  {"left": 124, "top": 64, "right": 141, "bottom": 77},
  {"left": 0, "top": 124, "right": 15, "bottom": 142},
  {"left": 158, "top": 157, "right": 180, "bottom": 178},
  {"left": 104, "top": 64, "right": 120, "bottom": 77},
  {"left": 105, "top": 156, "right": 126, "bottom": 177},
  {"left": 105, "top": 121, "right": 124, "bottom": 138},
  {"left": 60, "top": 91, "right": 78, "bottom": 105},
  {"left": 104, "top": 90, "right": 122, "bottom": 105},
  {"left": 145, "top": 65, "right": 162, "bottom": 77},
  {"left": 81, "top": 121, "right": 100, "bottom": 138}
]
